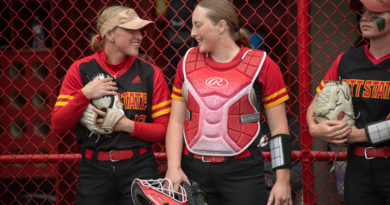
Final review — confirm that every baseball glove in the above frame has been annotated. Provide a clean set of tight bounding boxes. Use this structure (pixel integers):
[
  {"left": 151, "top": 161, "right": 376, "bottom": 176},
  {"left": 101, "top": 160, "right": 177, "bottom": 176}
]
[
  {"left": 313, "top": 80, "right": 355, "bottom": 125},
  {"left": 80, "top": 73, "right": 125, "bottom": 134},
  {"left": 182, "top": 181, "right": 207, "bottom": 205}
]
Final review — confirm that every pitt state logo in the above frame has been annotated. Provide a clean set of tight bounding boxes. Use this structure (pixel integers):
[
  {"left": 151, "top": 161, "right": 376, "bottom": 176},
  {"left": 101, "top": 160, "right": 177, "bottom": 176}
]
[{"left": 205, "top": 77, "right": 228, "bottom": 88}]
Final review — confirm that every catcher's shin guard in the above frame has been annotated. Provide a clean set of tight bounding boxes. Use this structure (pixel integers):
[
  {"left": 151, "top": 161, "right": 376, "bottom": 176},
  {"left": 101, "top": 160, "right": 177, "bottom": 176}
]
[
  {"left": 365, "top": 119, "right": 390, "bottom": 144},
  {"left": 269, "top": 134, "right": 292, "bottom": 170}
]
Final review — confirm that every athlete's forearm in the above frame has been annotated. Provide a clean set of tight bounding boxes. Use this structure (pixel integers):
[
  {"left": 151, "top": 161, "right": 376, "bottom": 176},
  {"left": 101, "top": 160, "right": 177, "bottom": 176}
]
[
  {"left": 166, "top": 100, "right": 186, "bottom": 169},
  {"left": 165, "top": 121, "right": 184, "bottom": 169},
  {"left": 306, "top": 94, "right": 319, "bottom": 132},
  {"left": 132, "top": 116, "right": 168, "bottom": 143},
  {"left": 275, "top": 168, "right": 291, "bottom": 184},
  {"left": 347, "top": 126, "right": 368, "bottom": 143},
  {"left": 51, "top": 90, "right": 90, "bottom": 134}
]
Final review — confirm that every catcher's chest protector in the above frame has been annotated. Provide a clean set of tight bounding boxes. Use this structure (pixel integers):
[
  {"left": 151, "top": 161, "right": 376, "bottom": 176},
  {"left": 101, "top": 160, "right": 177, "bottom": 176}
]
[{"left": 183, "top": 47, "right": 266, "bottom": 156}]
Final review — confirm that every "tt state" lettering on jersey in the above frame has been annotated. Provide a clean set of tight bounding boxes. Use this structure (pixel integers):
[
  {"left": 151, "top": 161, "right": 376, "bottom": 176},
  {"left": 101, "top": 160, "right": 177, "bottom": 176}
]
[{"left": 343, "top": 79, "right": 390, "bottom": 99}]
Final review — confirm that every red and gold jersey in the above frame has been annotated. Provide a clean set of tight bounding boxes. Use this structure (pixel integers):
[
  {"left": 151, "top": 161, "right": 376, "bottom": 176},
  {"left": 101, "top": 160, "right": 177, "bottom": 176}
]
[
  {"left": 318, "top": 45, "right": 390, "bottom": 146},
  {"left": 52, "top": 51, "right": 171, "bottom": 151}
]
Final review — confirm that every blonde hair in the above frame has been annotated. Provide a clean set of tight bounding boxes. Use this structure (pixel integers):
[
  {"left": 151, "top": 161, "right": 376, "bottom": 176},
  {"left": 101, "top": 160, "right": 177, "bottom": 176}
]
[
  {"left": 90, "top": 6, "right": 129, "bottom": 52},
  {"left": 197, "top": 0, "right": 251, "bottom": 47}
]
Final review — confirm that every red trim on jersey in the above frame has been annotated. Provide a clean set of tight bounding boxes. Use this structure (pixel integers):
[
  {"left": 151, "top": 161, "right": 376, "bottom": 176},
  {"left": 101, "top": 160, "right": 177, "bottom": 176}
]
[
  {"left": 204, "top": 45, "right": 245, "bottom": 70},
  {"left": 97, "top": 51, "right": 135, "bottom": 78},
  {"left": 316, "top": 53, "right": 343, "bottom": 93},
  {"left": 365, "top": 44, "right": 390, "bottom": 65}
]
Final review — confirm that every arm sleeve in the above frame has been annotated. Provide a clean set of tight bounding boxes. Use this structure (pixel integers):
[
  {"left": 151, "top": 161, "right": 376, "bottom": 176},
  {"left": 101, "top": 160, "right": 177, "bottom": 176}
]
[
  {"left": 51, "top": 63, "right": 90, "bottom": 134},
  {"left": 133, "top": 115, "right": 169, "bottom": 143},
  {"left": 259, "top": 56, "right": 289, "bottom": 109},
  {"left": 132, "top": 66, "right": 171, "bottom": 143},
  {"left": 316, "top": 53, "right": 343, "bottom": 93}
]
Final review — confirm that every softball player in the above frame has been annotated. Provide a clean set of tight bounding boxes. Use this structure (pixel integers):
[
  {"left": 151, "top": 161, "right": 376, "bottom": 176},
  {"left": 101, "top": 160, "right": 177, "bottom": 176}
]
[
  {"left": 165, "top": 0, "right": 293, "bottom": 205},
  {"left": 51, "top": 6, "right": 171, "bottom": 205},
  {"left": 306, "top": 0, "right": 390, "bottom": 204}
]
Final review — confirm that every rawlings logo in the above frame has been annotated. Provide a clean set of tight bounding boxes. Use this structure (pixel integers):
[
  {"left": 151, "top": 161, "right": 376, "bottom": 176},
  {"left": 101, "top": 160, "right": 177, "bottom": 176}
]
[
  {"left": 205, "top": 77, "right": 228, "bottom": 88},
  {"left": 337, "top": 111, "right": 345, "bottom": 121}
]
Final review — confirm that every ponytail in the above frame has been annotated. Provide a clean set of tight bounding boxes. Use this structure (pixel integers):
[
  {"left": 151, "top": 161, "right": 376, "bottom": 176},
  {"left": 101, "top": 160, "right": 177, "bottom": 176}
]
[
  {"left": 235, "top": 28, "right": 251, "bottom": 48},
  {"left": 90, "top": 34, "right": 105, "bottom": 52}
]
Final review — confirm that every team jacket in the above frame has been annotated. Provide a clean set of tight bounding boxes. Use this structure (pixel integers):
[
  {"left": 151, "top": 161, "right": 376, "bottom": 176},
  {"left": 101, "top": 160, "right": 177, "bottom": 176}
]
[
  {"left": 172, "top": 46, "right": 289, "bottom": 156},
  {"left": 52, "top": 51, "right": 171, "bottom": 151},
  {"left": 318, "top": 45, "right": 390, "bottom": 147}
]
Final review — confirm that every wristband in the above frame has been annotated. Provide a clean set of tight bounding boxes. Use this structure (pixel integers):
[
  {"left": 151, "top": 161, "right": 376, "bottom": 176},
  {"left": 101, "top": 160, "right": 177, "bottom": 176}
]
[
  {"left": 365, "top": 119, "right": 390, "bottom": 144},
  {"left": 269, "top": 134, "right": 292, "bottom": 170}
]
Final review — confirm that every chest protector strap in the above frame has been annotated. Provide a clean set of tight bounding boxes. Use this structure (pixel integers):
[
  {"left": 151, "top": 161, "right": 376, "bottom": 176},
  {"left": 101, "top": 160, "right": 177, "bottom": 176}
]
[{"left": 182, "top": 47, "right": 266, "bottom": 156}]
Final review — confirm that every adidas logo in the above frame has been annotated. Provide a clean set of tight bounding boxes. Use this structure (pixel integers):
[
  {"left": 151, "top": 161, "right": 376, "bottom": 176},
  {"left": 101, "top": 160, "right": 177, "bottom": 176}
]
[{"left": 131, "top": 76, "right": 142, "bottom": 84}]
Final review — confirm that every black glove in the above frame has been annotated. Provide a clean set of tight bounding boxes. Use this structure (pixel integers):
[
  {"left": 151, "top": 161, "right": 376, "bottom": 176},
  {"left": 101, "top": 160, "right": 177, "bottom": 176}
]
[{"left": 182, "top": 181, "right": 207, "bottom": 205}]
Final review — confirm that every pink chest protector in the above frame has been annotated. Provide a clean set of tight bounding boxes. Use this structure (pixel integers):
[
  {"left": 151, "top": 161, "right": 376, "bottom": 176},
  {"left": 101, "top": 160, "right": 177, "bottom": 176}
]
[{"left": 182, "top": 47, "right": 266, "bottom": 156}]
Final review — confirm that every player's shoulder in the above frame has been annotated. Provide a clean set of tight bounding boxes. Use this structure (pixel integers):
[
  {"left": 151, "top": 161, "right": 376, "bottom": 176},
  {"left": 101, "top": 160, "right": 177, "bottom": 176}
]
[
  {"left": 69, "top": 53, "right": 100, "bottom": 72},
  {"left": 242, "top": 48, "right": 268, "bottom": 63},
  {"left": 343, "top": 45, "right": 365, "bottom": 58},
  {"left": 336, "top": 46, "right": 366, "bottom": 68},
  {"left": 182, "top": 46, "right": 200, "bottom": 59},
  {"left": 134, "top": 56, "right": 164, "bottom": 75},
  {"left": 74, "top": 53, "right": 98, "bottom": 65},
  {"left": 246, "top": 47, "right": 266, "bottom": 55},
  {"left": 188, "top": 46, "right": 199, "bottom": 53}
]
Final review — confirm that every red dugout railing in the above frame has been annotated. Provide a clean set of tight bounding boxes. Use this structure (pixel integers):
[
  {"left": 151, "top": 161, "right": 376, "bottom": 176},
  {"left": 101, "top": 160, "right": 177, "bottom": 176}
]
[{"left": 1, "top": 0, "right": 360, "bottom": 204}]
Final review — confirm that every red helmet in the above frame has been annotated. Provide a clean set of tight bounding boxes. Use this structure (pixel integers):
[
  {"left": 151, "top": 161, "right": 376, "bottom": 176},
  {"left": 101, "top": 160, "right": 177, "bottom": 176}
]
[
  {"left": 131, "top": 178, "right": 188, "bottom": 205},
  {"left": 349, "top": 0, "right": 390, "bottom": 12}
]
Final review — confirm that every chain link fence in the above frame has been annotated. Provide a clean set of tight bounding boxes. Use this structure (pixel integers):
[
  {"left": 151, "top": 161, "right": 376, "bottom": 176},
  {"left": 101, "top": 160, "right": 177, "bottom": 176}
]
[{"left": 0, "top": 0, "right": 362, "bottom": 204}]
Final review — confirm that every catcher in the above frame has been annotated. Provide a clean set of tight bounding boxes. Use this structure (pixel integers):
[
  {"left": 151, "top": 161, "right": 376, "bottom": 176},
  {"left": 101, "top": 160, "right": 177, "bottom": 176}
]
[
  {"left": 51, "top": 6, "right": 171, "bottom": 205},
  {"left": 306, "top": 0, "right": 390, "bottom": 204},
  {"left": 166, "top": 1, "right": 292, "bottom": 205}
]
